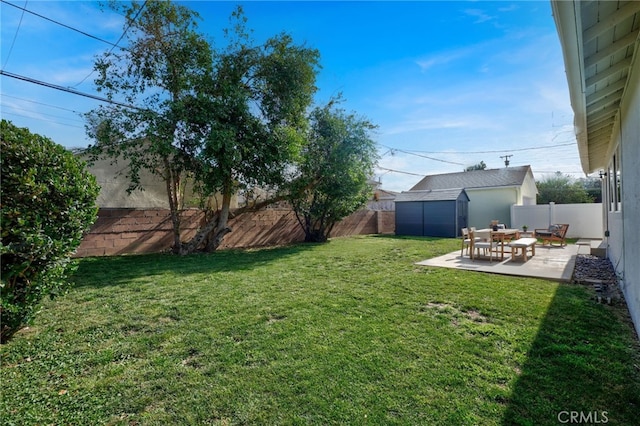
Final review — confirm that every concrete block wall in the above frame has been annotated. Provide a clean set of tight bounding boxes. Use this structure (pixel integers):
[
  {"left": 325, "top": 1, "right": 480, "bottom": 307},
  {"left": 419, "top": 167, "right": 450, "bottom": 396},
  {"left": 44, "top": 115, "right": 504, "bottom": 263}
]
[{"left": 75, "top": 208, "right": 395, "bottom": 257}]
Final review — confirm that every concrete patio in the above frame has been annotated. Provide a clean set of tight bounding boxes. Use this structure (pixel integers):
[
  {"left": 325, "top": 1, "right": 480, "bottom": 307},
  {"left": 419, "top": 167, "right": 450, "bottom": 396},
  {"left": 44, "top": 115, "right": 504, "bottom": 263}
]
[{"left": 416, "top": 242, "right": 597, "bottom": 282}]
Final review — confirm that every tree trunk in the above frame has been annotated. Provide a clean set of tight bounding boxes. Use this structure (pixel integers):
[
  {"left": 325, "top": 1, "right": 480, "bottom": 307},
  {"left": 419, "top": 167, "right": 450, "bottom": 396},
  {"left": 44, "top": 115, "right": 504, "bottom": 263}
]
[
  {"left": 164, "top": 159, "right": 183, "bottom": 254},
  {"left": 205, "top": 187, "right": 233, "bottom": 252},
  {"left": 181, "top": 209, "right": 220, "bottom": 254},
  {"left": 180, "top": 187, "right": 287, "bottom": 254}
]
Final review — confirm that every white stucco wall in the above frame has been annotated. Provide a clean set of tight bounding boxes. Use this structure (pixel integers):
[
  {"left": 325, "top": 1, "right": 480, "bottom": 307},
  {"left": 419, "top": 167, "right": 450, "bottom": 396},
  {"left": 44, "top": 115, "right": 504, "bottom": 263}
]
[
  {"left": 467, "top": 187, "right": 518, "bottom": 229},
  {"left": 615, "top": 52, "right": 640, "bottom": 337},
  {"left": 520, "top": 170, "right": 538, "bottom": 205},
  {"left": 81, "top": 155, "right": 233, "bottom": 209},
  {"left": 89, "top": 156, "right": 170, "bottom": 208}
]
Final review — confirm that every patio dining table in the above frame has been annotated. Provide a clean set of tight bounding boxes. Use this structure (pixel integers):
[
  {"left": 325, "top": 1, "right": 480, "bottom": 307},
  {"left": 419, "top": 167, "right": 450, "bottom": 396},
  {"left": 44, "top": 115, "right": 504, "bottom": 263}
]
[{"left": 475, "top": 228, "right": 521, "bottom": 261}]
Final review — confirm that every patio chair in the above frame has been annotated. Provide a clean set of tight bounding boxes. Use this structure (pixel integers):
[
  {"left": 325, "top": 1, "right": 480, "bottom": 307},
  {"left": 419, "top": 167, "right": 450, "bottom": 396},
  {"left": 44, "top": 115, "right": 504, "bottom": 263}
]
[
  {"left": 461, "top": 227, "right": 483, "bottom": 256},
  {"left": 469, "top": 229, "right": 498, "bottom": 262},
  {"left": 534, "top": 224, "right": 569, "bottom": 247}
]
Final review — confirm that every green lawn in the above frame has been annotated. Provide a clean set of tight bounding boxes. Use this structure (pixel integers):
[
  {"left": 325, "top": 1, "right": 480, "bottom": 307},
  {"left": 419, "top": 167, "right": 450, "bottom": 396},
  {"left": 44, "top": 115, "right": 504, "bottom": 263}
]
[{"left": 2, "top": 235, "right": 639, "bottom": 425}]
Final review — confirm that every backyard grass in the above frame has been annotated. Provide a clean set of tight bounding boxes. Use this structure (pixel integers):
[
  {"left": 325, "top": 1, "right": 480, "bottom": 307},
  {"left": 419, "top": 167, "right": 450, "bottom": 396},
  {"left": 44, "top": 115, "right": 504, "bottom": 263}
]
[{"left": 1, "top": 235, "right": 639, "bottom": 425}]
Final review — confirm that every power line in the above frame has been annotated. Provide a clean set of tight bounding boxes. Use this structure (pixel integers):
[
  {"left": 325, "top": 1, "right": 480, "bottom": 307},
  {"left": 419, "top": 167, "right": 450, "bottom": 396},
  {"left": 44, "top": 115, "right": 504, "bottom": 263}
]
[
  {"left": 380, "top": 145, "right": 465, "bottom": 166},
  {"left": 72, "top": 0, "right": 148, "bottom": 87},
  {"left": 1, "top": 103, "right": 85, "bottom": 123},
  {"left": 376, "top": 166, "right": 426, "bottom": 177},
  {"left": 1, "top": 0, "right": 148, "bottom": 88},
  {"left": 1, "top": 0, "right": 122, "bottom": 49},
  {"left": 386, "top": 141, "right": 576, "bottom": 155},
  {"left": 1, "top": 0, "right": 27, "bottom": 69},
  {"left": 0, "top": 70, "right": 144, "bottom": 111},
  {"left": 0, "top": 110, "right": 84, "bottom": 129},
  {"left": 396, "top": 148, "right": 465, "bottom": 166},
  {"left": 1, "top": 93, "right": 83, "bottom": 114}
]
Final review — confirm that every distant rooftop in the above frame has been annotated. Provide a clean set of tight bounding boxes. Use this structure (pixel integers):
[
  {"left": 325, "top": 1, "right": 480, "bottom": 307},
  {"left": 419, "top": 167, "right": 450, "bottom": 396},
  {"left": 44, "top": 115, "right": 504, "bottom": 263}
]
[{"left": 410, "top": 165, "right": 533, "bottom": 191}]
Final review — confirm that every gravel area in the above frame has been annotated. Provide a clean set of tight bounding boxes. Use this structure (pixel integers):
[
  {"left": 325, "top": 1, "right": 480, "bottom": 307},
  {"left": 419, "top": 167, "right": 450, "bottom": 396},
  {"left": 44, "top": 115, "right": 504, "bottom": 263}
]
[{"left": 572, "top": 254, "right": 621, "bottom": 303}]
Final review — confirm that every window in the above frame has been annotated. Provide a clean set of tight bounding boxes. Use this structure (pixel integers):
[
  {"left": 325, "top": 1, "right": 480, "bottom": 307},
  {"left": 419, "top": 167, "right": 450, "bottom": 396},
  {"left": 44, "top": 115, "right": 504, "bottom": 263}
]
[{"left": 608, "top": 145, "right": 622, "bottom": 212}]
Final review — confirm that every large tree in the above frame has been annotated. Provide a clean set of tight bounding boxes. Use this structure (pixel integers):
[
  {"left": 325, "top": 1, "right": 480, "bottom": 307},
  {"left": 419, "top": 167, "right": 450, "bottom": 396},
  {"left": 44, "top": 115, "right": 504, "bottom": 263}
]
[
  {"left": 289, "top": 103, "right": 378, "bottom": 242},
  {"left": 179, "top": 8, "right": 320, "bottom": 253},
  {"left": 86, "top": 0, "right": 213, "bottom": 252},
  {"left": 537, "top": 172, "right": 595, "bottom": 204},
  {"left": 87, "top": 3, "right": 319, "bottom": 254}
]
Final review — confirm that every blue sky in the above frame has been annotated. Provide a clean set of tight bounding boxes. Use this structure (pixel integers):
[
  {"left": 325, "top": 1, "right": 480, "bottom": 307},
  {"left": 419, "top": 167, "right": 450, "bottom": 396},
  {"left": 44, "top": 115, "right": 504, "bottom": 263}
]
[{"left": 1, "top": 1, "right": 587, "bottom": 192}]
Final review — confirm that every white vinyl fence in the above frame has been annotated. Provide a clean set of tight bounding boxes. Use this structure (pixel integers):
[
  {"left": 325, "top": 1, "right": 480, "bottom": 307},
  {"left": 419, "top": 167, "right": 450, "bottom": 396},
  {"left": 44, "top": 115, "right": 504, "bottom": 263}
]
[{"left": 511, "top": 203, "right": 603, "bottom": 239}]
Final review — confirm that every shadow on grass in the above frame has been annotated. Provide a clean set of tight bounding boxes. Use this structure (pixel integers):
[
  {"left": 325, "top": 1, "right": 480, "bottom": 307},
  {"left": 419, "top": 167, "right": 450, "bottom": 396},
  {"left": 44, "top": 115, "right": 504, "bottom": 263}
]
[
  {"left": 71, "top": 242, "right": 320, "bottom": 289},
  {"left": 502, "top": 284, "right": 640, "bottom": 425},
  {"left": 369, "top": 234, "right": 446, "bottom": 243}
]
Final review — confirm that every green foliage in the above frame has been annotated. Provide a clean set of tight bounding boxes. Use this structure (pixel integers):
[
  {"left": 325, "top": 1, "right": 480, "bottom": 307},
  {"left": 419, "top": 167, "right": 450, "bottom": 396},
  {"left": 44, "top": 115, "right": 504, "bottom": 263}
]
[
  {"left": 186, "top": 12, "right": 320, "bottom": 198},
  {"left": 86, "top": 0, "right": 215, "bottom": 252},
  {"left": 579, "top": 176, "right": 602, "bottom": 203},
  {"left": 536, "top": 172, "right": 595, "bottom": 204},
  {"left": 0, "top": 120, "right": 99, "bottom": 342},
  {"left": 289, "top": 103, "right": 378, "bottom": 242},
  {"left": 87, "top": 2, "right": 320, "bottom": 253},
  {"left": 466, "top": 161, "right": 487, "bottom": 171}
]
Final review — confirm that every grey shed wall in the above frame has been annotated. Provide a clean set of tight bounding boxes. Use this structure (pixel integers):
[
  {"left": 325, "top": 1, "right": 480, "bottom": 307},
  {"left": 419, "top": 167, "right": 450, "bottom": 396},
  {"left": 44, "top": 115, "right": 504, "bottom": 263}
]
[{"left": 395, "top": 199, "right": 466, "bottom": 238}]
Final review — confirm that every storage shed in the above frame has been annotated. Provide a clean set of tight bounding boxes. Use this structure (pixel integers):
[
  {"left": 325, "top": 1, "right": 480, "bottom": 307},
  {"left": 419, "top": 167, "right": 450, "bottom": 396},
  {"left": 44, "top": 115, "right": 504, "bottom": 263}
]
[
  {"left": 409, "top": 166, "right": 537, "bottom": 229},
  {"left": 395, "top": 188, "right": 469, "bottom": 238}
]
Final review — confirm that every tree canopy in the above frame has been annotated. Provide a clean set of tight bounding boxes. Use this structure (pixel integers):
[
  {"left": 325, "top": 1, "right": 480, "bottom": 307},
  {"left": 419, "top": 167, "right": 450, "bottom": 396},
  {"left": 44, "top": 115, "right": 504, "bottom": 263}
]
[
  {"left": 536, "top": 172, "right": 596, "bottom": 204},
  {"left": 86, "top": 2, "right": 320, "bottom": 254},
  {"left": 466, "top": 161, "right": 487, "bottom": 171},
  {"left": 289, "top": 103, "right": 378, "bottom": 242}
]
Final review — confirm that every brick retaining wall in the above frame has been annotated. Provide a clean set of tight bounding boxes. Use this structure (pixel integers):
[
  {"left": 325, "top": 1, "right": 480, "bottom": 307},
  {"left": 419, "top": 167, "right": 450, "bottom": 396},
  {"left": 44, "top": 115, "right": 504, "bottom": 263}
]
[{"left": 75, "top": 208, "right": 395, "bottom": 257}]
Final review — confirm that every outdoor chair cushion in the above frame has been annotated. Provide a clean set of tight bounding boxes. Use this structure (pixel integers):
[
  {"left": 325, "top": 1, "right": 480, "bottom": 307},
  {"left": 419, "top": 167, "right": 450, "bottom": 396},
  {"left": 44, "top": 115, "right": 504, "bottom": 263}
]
[{"left": 537, "top": 224, "right": 561, "bottom": 237}]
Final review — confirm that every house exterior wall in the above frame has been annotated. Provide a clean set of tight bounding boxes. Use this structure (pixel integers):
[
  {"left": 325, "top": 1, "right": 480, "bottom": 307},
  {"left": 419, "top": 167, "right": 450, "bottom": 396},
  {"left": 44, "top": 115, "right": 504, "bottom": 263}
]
[
  {"left": 88, "top": 156, "right": 170, "bottom": 208},
  {"left": 467, "top": 187, "right": 518, "bottom": 229},
  {"left": 520, "top": 171, "right": 538, "bottom": 205},
  {"left": 81, "top": 154, "right": 236, "bottom": 209},
  {"left": 550, "top": 0, "right": 639, "bottom": 338},
  {"left": 611, "top": 53, "right": 640, "bottom": 336}
]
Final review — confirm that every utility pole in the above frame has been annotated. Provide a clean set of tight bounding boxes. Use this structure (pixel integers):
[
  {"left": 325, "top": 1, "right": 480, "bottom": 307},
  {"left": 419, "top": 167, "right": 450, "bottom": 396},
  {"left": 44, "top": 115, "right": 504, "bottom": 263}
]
[{"left": 500, "top": 155, "right": 512, "bottom": 167}]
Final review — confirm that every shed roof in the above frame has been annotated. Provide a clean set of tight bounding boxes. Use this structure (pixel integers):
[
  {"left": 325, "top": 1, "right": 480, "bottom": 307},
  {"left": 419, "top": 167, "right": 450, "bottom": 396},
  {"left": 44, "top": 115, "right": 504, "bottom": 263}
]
[
  {"left": 395, "top": 188, "right": 469, "bottom": 202},
  {"left": 410, "top": 165, "right": 532, "bottom": 191}
]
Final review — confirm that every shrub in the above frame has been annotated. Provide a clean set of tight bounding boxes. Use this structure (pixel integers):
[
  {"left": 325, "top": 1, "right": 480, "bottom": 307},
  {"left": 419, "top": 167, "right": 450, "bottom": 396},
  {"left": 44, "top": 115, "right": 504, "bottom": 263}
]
[{"left": 1, "top": 120, "right": 99, "bottom": 342}]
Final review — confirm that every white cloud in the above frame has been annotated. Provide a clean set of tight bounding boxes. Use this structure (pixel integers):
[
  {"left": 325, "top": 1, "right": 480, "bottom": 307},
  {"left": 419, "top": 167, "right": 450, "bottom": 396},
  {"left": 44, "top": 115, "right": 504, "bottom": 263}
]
[
  {"left": 416, "top": 50, "right": 468, "bottom": 72},
  {"left": 464, "top": 8, "right": 495, "bottom": 24}
]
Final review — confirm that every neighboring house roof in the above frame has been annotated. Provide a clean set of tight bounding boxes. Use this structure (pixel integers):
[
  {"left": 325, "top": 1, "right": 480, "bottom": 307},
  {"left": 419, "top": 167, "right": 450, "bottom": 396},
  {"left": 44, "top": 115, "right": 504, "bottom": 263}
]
[
  {"left": 375, "top": 188, "right": 398, "bottom": 200},
  {"left": 551, "top": 1, "right": 640, "bottom": 173},
  {"left": 395, "top": 188, "right": 469, "bottom": 203},
  {"left": 410, "top": 165, "right": 533, "bottom": 191}
]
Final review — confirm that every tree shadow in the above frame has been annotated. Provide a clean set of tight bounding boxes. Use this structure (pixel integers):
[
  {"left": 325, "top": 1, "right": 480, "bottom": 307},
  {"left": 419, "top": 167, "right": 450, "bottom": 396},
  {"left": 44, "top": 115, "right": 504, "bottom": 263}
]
[
  {"left": 502, "top": 284, "right": 640, "bottom": 425},
  {"left": 71, "top": 242, "right": 320, "bottom": 289}
]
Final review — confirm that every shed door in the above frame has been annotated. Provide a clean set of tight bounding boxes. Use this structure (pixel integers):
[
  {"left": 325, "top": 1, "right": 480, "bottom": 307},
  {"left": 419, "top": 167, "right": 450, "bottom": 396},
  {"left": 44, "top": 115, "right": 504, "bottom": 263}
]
[
  {"left": 423, "top": 200, "right": 455, "bottom": 237},
  {"left": 396, "top": 202, "right": 423, "bottom": 236}
]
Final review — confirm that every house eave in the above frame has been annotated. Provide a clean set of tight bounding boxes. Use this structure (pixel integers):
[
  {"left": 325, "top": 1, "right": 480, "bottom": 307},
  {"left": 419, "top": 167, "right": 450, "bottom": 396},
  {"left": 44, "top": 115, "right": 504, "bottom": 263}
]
[{"left": 551, "top": 0, "right": 640, "bottom": 174}]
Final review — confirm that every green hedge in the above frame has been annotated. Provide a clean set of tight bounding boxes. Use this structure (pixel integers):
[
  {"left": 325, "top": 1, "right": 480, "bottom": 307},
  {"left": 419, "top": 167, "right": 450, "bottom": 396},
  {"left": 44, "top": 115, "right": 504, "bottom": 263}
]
[{"left": 1, "top": 120, "right": 99, "bottom": 342}]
